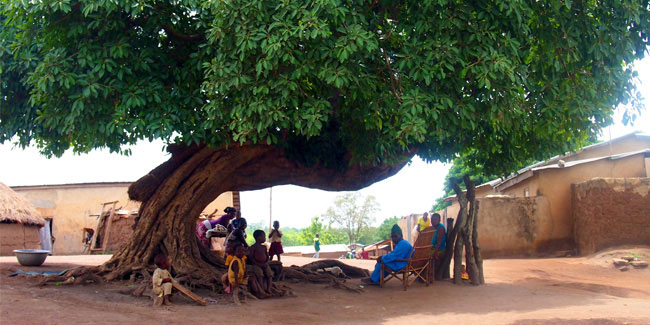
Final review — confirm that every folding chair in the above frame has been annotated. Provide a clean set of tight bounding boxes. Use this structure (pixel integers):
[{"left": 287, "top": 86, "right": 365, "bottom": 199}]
[{"left": 379, "top": 227, "right": 435, "bottom": 291}]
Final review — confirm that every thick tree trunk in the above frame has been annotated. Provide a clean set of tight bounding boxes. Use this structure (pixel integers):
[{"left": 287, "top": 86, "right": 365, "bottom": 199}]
[{"left": 95, "top": 144, "right": 409, "bottom": 287}]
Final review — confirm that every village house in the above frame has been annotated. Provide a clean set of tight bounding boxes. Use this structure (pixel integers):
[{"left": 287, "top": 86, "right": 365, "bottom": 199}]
[
  {"left": 11, "top": 182, "right": 240, "bottom": 255},
  {"left": 434, "top": 131, "right": 650, "bottom": 257}
]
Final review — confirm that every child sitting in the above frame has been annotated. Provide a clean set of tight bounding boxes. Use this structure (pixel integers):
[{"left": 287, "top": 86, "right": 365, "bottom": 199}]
[
  {"left": 152, "top": 254, "right": 174, "bottom": 306},
  {"left": 268, "top": 221, "right": 284, "bottom": 262},
  {"left": 221, "top": 243, "right": 248, "bottom": 305},
  {"left": 247, "top": 230, "right": 273, "bottom": 298},
  {"left": 225, "top": 218, "right": 248, "bottom": 263}
]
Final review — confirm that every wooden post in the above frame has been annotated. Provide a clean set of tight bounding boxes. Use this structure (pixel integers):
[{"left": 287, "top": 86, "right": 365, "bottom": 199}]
[
  {"left": 472, "top": 200, "right": 485, "bottom": 284},
  {"left": 101, "top": 202, "right": 117, "bottom": 253}
]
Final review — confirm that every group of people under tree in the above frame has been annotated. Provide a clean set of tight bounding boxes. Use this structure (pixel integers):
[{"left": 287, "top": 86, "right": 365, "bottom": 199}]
[
  {"left": 151, "top": 207, "right": 285, "bottom": 305},
  {"left": 154, "top": 206, "right": 454, "bottom": 305},
  {"left": 362, "top": 212, "right": 447, "bottom": 285}
]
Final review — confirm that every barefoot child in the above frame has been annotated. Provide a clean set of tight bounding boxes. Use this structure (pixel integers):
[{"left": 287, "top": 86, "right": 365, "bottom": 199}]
[
  {"left": 221, "top": 243, "right": 247, "bottom": 305},
  {"left": 152, "top": 254, "right": 174, "bottom": 306},
  {"left": 268, "top": 221, "right": 284, "bottom": 262},
  {"left": 248, "top": 230, "right": 273, "bottom": 298}
]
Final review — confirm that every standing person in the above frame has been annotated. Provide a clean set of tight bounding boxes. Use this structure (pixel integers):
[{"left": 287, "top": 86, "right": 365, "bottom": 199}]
[
  {"left": 417, "top": 212, "right": 431, "bottom": 232},
  {"left": 220, "top": 243, "right": 247, "bottom": 305},
  {"left": 411, "top": 212, "right": 430, "bottom": 244},
  {"left": 152, "top": 254, "right": 174, "bottom": 306},
  {"left": 312, "top": 233, "right": 321, "bottom": 258},
  {"left": 268, "top": 221, "right": 284, "bottom": 262},
  {"left": 431, "top": 213, "right": 447, "bottom": 263},
  {"left": 225, "top": 218, "right": 248, "bottom": 260},
  {"left": 361, "top": 225, "right": 413, "bottom": 284}
]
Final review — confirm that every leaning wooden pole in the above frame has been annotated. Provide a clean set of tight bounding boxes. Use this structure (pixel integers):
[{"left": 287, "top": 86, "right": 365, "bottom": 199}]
[
  {"left": 450, "top": 178, "right": 469, "bottom": 284},
  {"left": 462, "top": 176, "right": 480, "bottom": 285},
  {"left": 472, "top": 199, "right": 485, "bottom": 284}
]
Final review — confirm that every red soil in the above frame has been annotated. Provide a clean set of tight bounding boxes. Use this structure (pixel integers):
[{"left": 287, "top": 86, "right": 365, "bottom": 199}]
[{"left": 2, "top": 249, "right": 650, "bottom": 324}]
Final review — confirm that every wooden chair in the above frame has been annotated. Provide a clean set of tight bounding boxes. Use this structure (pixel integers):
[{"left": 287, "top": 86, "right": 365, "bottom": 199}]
[{"left": 379, "top": 227, "right": 435, "bottom": 290}]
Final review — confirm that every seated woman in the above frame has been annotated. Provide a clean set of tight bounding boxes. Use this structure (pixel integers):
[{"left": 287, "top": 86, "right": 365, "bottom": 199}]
[{"left": 361, "top": 225, "right": 413, "bottom": 284}]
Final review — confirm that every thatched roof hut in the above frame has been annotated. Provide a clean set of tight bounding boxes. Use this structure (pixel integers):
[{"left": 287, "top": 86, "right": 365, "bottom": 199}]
[
  {"left": 0, "top": 182, "right": 46, "bottom": 227},
  {"left": 0, "top": 182, "right": 46, "bottom": 255}
]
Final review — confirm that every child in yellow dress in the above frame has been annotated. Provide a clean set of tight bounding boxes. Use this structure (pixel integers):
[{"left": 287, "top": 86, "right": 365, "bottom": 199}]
[{"left": 221, "top": 243, "right": 247, "bottom": 305}]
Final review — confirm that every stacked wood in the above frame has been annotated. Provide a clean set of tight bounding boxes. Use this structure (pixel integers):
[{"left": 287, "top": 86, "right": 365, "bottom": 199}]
[{"left": 437, "top": 175, "right": 485, "bottom": 285}]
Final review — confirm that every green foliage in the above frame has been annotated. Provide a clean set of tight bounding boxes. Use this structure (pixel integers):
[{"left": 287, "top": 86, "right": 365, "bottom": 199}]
[
  {"left": 431, "top": 155, "right": 501, "bottom": 211},
  {"left": 374, "top": 216, "right": 401, "bottom": 243},
  {"left": 2, "top": 1, "right": 649, "bottom": 175},
  {"left": 245, "top": 221, "right": 268, "bottom": 246},
  {"left": 300, "top": 216, "right": 336, "bottom": 245},
  {"left": 356, "top": 226, "right": 378, "bottom": 245},
  {"left": 323, "top": 193, "right": 379, "bottom": 244},
  {"left": 277, "top": 227, "right": 304, "bottom": 247}
]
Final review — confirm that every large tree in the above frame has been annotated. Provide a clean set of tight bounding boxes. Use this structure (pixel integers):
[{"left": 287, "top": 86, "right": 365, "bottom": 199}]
[
  {"left": 2, "top": 0, "right": 648, "bottom": 285},
  {"left": 324, "top": 193, "right": 379, "bottom": 244}
]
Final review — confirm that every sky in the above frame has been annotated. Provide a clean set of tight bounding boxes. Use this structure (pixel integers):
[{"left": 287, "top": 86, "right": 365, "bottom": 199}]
[{"left": 2, "top": 58, "right": 650, "bottom": 229}]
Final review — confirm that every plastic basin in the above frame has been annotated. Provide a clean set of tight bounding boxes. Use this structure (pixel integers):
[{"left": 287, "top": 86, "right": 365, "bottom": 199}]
[{"left": 13, "top": 249, "right": 50, "bottom": 266}]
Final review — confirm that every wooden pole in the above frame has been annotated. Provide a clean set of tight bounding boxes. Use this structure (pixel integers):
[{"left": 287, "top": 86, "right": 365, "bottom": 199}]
[
  {"left": 102, "top": 202, "right": 117, "bottom": 253},
  {"left": 269, "top": 187, "right": 273, "bottom": 233}
]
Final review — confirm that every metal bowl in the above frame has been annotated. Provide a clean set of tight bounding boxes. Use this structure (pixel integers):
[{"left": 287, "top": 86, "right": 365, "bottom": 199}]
[{"left": 13, "top": 249, "right": 50, "bottom": 266}]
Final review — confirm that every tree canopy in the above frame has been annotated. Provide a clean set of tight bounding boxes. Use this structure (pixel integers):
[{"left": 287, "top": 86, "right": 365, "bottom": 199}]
[
  {"left": 323, "top": 193, "right": 379, "bottom": 244},
  {"left": 2, "top": 0, "right": 649, "bottom": 174}
]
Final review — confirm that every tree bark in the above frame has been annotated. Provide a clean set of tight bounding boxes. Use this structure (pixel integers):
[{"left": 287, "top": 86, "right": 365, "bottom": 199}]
[
  {"left": 463, "top": 176, "right": 480, "bottom": 285},
  {"left": 472, "top": 200, "right": 485, "bottom": 284},
  {"left": 450, "top": 178, "right": 469, "bottom": 284},
  {"left": 95, "top": 144, "right": 409, "bottom": 287},
  {"left": 437, "top": 217, "right": 455, "bottom": 279},
  {"left": 436, "top": 177, "right": 466, "bottom": 281},
  {"left": 436, "top": 175, "right": 484, "bottom": 285}
]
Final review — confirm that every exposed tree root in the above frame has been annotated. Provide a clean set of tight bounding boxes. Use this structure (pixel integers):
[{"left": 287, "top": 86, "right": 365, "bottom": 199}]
[
  {"left": 280, "top": 265, "right": 363, "bottom": 294},
  {"left": 300, "top": 259, "right": 370, "bottom": 278},
  {"left": 32, "top": 259, "right": 362, "bottom": 300}
]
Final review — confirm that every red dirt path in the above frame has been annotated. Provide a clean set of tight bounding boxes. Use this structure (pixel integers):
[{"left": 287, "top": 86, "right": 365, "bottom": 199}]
[{"left": 2, "top": 249, "right": 650, "bottom": 324}]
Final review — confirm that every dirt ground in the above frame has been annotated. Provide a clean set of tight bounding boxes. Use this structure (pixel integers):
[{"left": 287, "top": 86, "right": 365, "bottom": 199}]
[{"left": 2, "top": 248, "right": 650, "bottom": 325}]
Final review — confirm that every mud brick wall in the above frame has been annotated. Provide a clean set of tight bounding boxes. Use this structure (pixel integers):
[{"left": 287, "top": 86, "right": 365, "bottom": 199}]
[
  {"left": 573, "top": 178, "right": 650, "bottom": 255},
  {"left": 105, "top": 216, "right": 135, "bottom": 252},
  {"left": 0, "top": 223, "right": 42, "bottom": 255},
  {"left": 477, "top": 196, "right": 554, "bottom": 257}
]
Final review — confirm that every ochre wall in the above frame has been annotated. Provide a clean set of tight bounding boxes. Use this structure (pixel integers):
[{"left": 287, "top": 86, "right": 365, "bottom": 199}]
[
  {"left": 476, "top": 196, "right": 552, "bottom": 257},
  {"left": 436, "top": 153, "right": 648, "bottom": 257},
  {"left": 14, "top": 184, "right": 235, "bottom": 255},
  {"left": 0, "top": 224, "right": 42, "bottom": 256},
  {"left": 573, "top": 178, "right": 650, "bottom": 255},
  {"left": 501, "top": 154, "right": 647, "bottom": 253}
]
